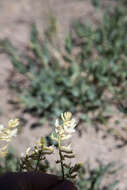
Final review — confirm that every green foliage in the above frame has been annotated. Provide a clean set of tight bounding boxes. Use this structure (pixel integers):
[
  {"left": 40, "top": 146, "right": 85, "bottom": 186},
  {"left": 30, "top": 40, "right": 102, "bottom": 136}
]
[
  {"left": 0, "top": 4, "right": 127, "bottom": 123},
  {"left": 76, "top": 162, "right": 118, "bottom": 190},
  {"left": 0, "top": 147, "right": 19, "bottom": 174}
]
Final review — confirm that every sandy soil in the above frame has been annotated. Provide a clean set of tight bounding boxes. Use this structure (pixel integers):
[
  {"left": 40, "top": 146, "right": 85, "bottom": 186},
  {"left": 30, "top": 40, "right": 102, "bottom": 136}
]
[{"left": 0, "top": 0, "right": 127, "bottom": 189}]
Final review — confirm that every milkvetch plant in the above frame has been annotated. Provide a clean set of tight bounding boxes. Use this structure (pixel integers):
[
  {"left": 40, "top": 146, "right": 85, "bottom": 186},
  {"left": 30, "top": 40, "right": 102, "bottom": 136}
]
[
  {"left": 20, "top": 136, "right": 54, "bottom": 172},
  {"left": 51, "top": 112, "right": 81, "bottom": 180},
  {"left": 20, "top": 112, "right": 81, "bottom": 180}
]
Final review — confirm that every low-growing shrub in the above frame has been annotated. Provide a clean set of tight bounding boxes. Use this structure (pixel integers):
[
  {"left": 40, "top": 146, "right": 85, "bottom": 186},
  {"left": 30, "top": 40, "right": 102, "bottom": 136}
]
[
  {"left": 0, "top": 3, "right": 127, "bottom": 124},
  {"left": 76, "top": 162, "right": 118, "bottom": 190}
]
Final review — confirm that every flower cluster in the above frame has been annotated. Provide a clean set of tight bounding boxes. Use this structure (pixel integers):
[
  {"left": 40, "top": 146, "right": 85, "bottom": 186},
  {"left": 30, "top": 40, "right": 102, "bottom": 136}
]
[
  {"left": 0, "top": 119, "right": 19, "bottom": 157},
  {"left": 51, "top": 112, "right": 77, "bottom": 142},
  {"left": 51, "top": 112, "right": 80, "bottom": 179}
]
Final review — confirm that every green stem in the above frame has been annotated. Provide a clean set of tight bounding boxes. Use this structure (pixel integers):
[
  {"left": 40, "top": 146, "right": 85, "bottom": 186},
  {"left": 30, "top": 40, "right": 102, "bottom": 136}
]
[{"left": 58, "top": 136, "right": 64, "bottom": 180}]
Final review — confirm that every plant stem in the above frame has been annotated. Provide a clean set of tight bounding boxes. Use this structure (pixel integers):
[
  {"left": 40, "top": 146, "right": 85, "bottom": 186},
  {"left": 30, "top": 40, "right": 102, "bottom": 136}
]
[
  {"left": 58, "top": 136, "right": 65, "bottom": 180},
  {"left": 35, "top": 154, "right": 41, "bottom": 172}
]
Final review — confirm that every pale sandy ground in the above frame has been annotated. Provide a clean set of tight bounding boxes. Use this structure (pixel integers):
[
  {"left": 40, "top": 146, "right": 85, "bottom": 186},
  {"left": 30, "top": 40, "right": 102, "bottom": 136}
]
[{"left": 0, "top": 0, "right": 127, "bottom": 189}]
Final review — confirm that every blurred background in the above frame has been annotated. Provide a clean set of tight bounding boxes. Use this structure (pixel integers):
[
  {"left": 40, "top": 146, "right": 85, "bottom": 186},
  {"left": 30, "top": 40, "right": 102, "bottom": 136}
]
[{"left": 0, "top": 0, "right": 127, "bottom": 189}]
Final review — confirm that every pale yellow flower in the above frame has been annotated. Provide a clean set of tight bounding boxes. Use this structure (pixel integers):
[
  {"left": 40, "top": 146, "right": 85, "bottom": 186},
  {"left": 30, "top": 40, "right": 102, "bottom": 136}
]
[
  {"left": 8, "top": 118, "right": 19, "bottom": 128},
  {"left": 54, "top": 119, "right": 72, "bottom": 140},
  {"left": 0, "top": 118, "right": 19, "bottom": 157},
  {"left": 61, "top": 112, "right": 72, "bottom": 122},
  {"left": 0, "top": 125, "right": 4, "bottom": 131}
]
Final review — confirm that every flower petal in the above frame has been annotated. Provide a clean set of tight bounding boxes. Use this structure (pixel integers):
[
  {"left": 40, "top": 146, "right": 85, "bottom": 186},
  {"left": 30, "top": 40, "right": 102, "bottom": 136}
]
[{"left": 55, "top": 119, "right": 59, "bottom": 127}]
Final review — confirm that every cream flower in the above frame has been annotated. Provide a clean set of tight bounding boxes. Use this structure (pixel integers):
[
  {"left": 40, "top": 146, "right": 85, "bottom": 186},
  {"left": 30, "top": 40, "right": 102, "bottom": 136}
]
[
  {"left": 8, "top": 119, "right": 19, "bottom": 128},
  {"left": 53, "top": 112, "right": 77, "bottom": 140},
  {"left": 63, "top": 118, "right": 77, "bottom": 134},
  {"left": 0, "top": 119, "right": 19, "bottom": 157},
  {"left": 51, "top": 112, "right": 77, "bottom": 143},
  {"left": 0, "top": 125, "right": 4, "bottom": 131},
  {"left": 61, "top": 112, "right": 72, "bottom": 122},
  {"left": 61, "top": 112, "right": 77, "bottom": 135}
]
